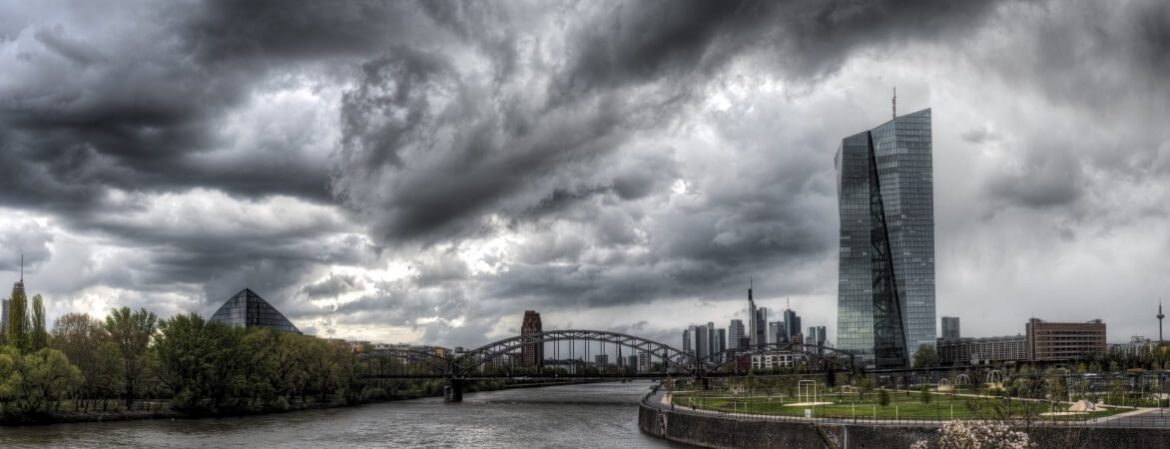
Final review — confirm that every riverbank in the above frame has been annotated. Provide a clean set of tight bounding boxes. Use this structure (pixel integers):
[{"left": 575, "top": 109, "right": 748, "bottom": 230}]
[{"left": 0, "top": 378, "right": 615, "bottom": 426}]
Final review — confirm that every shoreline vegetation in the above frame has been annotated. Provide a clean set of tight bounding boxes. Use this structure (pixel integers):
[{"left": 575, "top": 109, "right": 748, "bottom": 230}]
[
  {"left": 1, "top": 377, "right": 575, "bottom": 426},
  {"left": 1, "top": 282, "right": 613, "bottom": 427}
]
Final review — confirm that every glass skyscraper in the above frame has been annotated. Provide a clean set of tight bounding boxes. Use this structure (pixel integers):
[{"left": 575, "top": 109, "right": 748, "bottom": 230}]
[{"left": 835, "top": 108, "right": 936, "bottom": 369}]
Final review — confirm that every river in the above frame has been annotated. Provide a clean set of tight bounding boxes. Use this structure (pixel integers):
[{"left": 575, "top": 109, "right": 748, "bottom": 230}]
[{"left": 0, "top": 381, "right": 686, "bottom": 448}]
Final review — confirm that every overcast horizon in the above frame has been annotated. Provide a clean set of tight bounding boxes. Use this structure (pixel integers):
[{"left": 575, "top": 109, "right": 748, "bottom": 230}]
[{"left": 1, "top": 0, "right": 1168, "bottom": 348}]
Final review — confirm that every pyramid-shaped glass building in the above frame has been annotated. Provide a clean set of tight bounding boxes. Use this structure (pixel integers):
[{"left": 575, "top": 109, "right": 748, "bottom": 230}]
[{"left": 209, "top": 288, "right": 301, "bottom": 334}]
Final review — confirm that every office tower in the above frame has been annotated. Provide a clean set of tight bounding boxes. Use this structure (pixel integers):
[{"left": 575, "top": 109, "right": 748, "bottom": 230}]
[
  {"left": 683, "top": 327, "right": 692, "bottom": 354},
  {"left": 707, "top": 321, "right": 716, "bottom": 357},
  {"left": 638, "top": 351, "right": 650, "bottom": 372},
  {"left": 716, "top": 328, "right": 727, "bottom": 355},
  {"left": 521, "top": 310, "right": 544, "bottom": 368},
  {"left": 768, "top": 322, "right": 782, "bottom": 344},
  {"left": 594, "top": 354, "right": 608, "bottom": 366},
  {"left": 627, "top": 355, "right": 638, "bottom": 372},
  {"left": 747, "top": 286, "right": 758, "bottom": 346},
  {"left": 835, "top": 107, "right": 936, "bottom": 369},
  {"left": 695, "top": 325, "right": 709, "bottom": 360},
  {"left": 783, "top": 308, "right": 801, "bottom": 342},
  {"left": 808, "top": 326, "right": 827, "bottom": 354},
  {"left": 941, "top": 316, "right": 960, "bottom": 340},
  {"left": 0, "top": 298, "right": 7, "bottom": 335},
  {"left": 755, "top": 307, "right": 768, "bottom": 347},
  {"left": 729, "top": 319, "right": 745, "bottom": 349},
  {"left": 209, "top": 288, "right": 300, "bottom": 333}
]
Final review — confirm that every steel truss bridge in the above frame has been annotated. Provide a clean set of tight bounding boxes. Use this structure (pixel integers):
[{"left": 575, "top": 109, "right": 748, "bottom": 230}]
[{"left": 358, "top": 329, "right": 854, "bottom": 401}]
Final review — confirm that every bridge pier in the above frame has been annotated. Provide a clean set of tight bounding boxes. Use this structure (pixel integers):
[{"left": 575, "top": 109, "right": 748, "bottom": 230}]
[{"left": 444, "top": 378, "right": 464, "bottom": 403}]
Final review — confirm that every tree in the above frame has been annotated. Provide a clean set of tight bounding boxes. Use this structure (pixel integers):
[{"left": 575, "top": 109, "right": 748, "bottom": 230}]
[
  {"left": 1046, "top": 376, "right": 1068, "bottom": 404},
  {"left": 6, "top": 283, "right": 29, "bottom": 352},
  {"left": 913, "top": 344, "right": 939, "bottom": 369},
  {"left": 30, "top": 294, "right": 48, "bottom": 351},
  {"left": 103, "top": 307, "right": 158, "bottom": 408},
  {"left": 0, "top": 346, "right": 83, "bottom": 415},
  {"left": 920, "top": 384, "right": 933, "bottom": 405},
  {"left": 856, "top": 376, "right": 875, "bottom": 401},
  {"left": 878, "top": 388, "right": 891, "bottom": 407},
  {"left": 51, "top": 313, "right": 123, "bottom": 410}
]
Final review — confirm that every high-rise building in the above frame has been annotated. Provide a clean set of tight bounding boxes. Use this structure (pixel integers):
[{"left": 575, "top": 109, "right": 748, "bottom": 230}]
[
  {"left": 755, "top": 307, "right": 768, "bottom": 348},
  {"left": 747, "top": 286, "right": 758, "bottom": 347},
  {"left": 209, "top": 288, "right": 300, "bottom": 333},
  {"left": 783, "top": 308, "right": 801, "bottom": 342},
  {"left": 768, "top": 322, "right": 783, "bottom": 344},
  {"left": 835, "top": 108, "right": 936, "bottom": 369},
  {"left": 1, "top": 298, "right": 8, "bottom": 335},
  {"left": 695, "top": 325, "right": 709, "bottom": 360},
  {"left": 716, "top": 328, "right": 727, "bottom": 355},
  {"left": 729, "top": 319, "right": 745, "bottom": 349},
  {"left": 941, "top": 316, "right": 961, "bottom": 340},
  {"left": 638, "top": 351, "right": 650, "bottom": 372},
  {"left": 594, "top": 354, "right": 608, "bottom": 366},
  {"left": 521, "top": 310, "right": 544, "bottom": 368},
  {"left": 707, "top": 321, "right": 716, "bottom": 357},
  {"left": 683, "top": 327, "right": 693, "bottom": 354},
  {"left": 808, "top": 326, "right": 827, "bottom": 348}
]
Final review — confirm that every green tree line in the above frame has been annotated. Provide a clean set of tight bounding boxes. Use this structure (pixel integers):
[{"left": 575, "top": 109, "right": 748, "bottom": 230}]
[{"left": 0, "top": 284, "right": 413, "bottom": 421}]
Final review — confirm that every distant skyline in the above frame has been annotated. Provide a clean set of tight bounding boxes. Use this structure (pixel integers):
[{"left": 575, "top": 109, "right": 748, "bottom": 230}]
[{"left": 0, "top": 1, "right": 1167, "bottom": 347}]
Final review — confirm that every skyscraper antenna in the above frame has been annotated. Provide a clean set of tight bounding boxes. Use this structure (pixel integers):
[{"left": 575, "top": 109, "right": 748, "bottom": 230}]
[{"left": 892, "top": 86, "right": 897, "bottom": 120}]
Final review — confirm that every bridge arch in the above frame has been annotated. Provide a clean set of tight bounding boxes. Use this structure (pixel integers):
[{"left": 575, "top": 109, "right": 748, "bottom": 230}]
[{"left": 451, "top": 330, "right": 703, "bottom": 377}]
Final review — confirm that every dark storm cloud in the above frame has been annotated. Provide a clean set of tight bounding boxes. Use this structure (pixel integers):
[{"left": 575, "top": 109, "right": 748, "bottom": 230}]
[
  {"left": 181, "top": 0, "right": 434, "bottom": 65},
  {"left": 3, "top": 0, "right": 1168, "bottom": 345},
  {"left": 968, "top": 1, "right": 1170, "bottom": 213},
  {"left": 333, "top": 0, "right": 1006, "bottom": 246}
]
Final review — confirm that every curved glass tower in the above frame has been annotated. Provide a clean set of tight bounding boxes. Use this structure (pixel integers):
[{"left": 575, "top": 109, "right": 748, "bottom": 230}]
[{"left": 835, "top": 108, "right": 936, "bottom": 369}]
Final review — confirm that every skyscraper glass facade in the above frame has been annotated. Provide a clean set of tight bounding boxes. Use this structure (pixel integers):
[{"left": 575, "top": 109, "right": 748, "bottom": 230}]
[
  {"left": 835, "top": 108, "right": 936, "bottom": 369},
  {"left": 729, "top": 319, "right": 745, "bottom": 349}
]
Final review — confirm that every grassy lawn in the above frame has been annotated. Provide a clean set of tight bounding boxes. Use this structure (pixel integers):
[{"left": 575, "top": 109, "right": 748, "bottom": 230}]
[{"left": 671, "top": 390, "right": 1123, "bottom": 421}]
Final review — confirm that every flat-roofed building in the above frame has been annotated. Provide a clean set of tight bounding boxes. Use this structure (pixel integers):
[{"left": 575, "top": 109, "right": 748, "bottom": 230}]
[
  {"left": 1025, "top": 318, "right": 1106, "bottom": 362},
  {"left": 937, "top": 334, "right": 1026, "bottom": 366}
]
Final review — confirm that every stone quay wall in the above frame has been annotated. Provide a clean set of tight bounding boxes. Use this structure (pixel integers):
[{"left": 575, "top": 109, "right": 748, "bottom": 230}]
[{"left": 639, "top": 402, "right": 1170, "bottom": 449}]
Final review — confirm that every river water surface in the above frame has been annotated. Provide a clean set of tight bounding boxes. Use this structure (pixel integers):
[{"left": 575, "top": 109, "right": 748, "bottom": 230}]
[{"left": 0, "top": 381, "right": 685, "bottom": 448}]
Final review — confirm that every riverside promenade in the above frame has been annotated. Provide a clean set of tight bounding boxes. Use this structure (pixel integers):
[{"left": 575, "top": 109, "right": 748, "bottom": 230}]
[{"left": 639, "top": 386, "right": 1170, "bottom": 448}]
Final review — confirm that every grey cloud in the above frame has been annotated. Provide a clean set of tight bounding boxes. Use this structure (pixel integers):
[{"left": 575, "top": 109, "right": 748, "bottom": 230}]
[
  {"left": 33, "top": 25, "right": 105, "bottom": 66},
  {"left": 0, "top": 217, "right": 53, "bottom": 272},
  {"left": 3, "top": 0, "right": 1168, "bottom": 347},
  {"left": 301, "top": 273, "right": 364, "bottom": 300}
]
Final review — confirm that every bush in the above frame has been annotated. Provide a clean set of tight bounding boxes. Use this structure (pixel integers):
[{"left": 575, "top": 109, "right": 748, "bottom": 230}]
[{"left": 878, "top": 389, "right": 891, "bottom": 407}]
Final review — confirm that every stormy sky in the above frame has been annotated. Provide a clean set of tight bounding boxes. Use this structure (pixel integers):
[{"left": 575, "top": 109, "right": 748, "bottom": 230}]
[{"left": 1, "top": 0, "right": 1168, "bottom": 348}]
